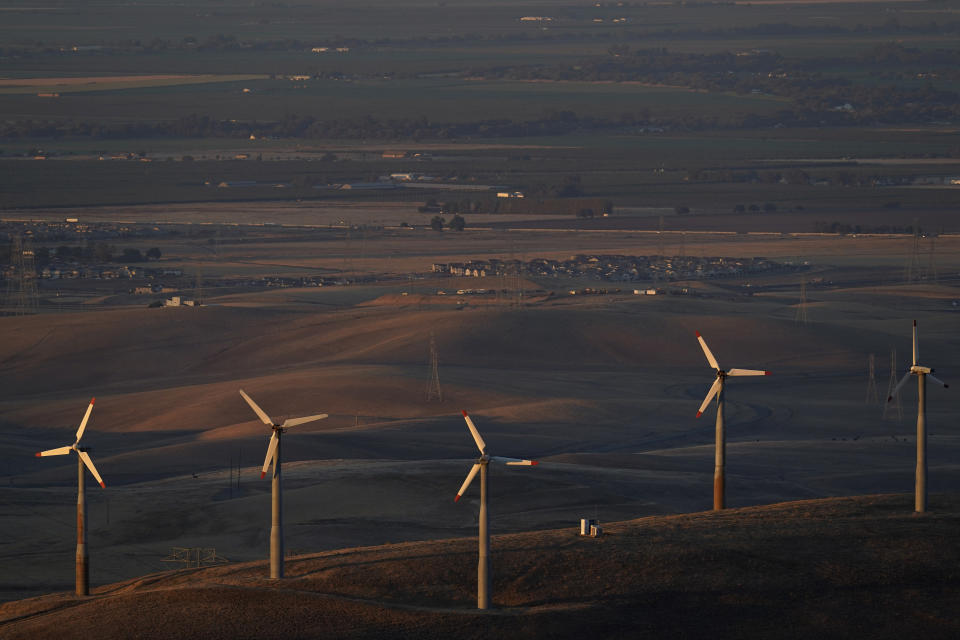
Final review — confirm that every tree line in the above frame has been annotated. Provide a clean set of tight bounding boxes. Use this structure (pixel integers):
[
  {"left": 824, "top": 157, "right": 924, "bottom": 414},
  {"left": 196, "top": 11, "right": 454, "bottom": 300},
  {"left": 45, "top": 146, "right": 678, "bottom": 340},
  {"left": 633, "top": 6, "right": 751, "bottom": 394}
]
[
  {"left": 0, "top": 244, "right": 163, "bottom": 269},
  {"left": 4, "top": 18, "right": 957, "bottom": 58}
]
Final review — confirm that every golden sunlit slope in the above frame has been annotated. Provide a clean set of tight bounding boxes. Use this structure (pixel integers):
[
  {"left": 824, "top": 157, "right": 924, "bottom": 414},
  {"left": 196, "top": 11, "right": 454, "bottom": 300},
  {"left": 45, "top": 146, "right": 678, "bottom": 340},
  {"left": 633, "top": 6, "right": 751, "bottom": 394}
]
[
  {"left": 1, "top": 493, "right": 958, "bottom": 640},
  {"left": 0, "top": 300, "right": 883, "bottom": 396}
]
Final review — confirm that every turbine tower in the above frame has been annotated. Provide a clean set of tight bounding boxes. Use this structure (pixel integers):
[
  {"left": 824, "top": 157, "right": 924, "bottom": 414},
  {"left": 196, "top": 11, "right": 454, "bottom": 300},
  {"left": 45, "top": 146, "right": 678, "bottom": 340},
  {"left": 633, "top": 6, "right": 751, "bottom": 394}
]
[
  {"left": 694, "top": 332, "right": 771, "bottom": 511},
  {"left": 239, "top": 390, "right": 328, "bottom": 579},
  {"left": 455, "top": 410, "right": 537, "bottom": 610},
  {"left": 887, "top": 321, "right": 949, "bottom": 513},
  {"left": 35, "top": 399, "right": 106, "bottom": 596}
]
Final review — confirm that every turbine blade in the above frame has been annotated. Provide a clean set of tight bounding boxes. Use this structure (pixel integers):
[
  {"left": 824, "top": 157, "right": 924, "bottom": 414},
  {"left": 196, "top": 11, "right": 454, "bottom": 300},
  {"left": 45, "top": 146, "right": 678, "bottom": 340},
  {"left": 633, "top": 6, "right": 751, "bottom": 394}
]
[
  {"left": 928, "top": 374, "right": 949, "bottom": 389},
  {"left": 455, "top": 463, "right": 481, "bottom": 502},
  {"left": 727, "top": 368, "right": 771, "bottom": 377},
  {"left": 239, "top": 389, "right": 274, "bottom": 426},
  {"left": 462, "top": 410, "right": 486, "bottom": 454},
  {"left": 491, "top": 456, "right": 538, "bottom": 466},
  {"left": 78, "top": 451, "right": 106, "bottom": 488},
  {"left": 697, "top": 378, "right": 722, "bottom": 418},
  {"left": 695, "top": 332, "right": 720, "bottom": 370},
  {"left": 36, "top": 446, "right": 72, "bottom": 457},
  {"left": 912, "top": 320, "right": 918, "bottom": 366},
  {"left": 75, "top": 398, "right": 95, "bottom": 443},
  {"left": 281, "top": 413, "right": 328, "bottom": 429},
  {"left": 261, "top": 432, "right": 278, "bottom": 478},
  {"left": 888, "top": 372, "right": 912, "bottom": 402}
]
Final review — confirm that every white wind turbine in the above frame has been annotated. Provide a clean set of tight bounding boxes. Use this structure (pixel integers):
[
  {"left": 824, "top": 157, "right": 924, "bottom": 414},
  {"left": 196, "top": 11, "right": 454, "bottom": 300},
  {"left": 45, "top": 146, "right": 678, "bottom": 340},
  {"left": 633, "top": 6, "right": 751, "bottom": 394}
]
[
  {"left": 888, "top": 320, "right": 949, "bottom": 513},
  {"left": 695, "top": 332, "right": 771, "bottom": 511},
  {"left": 35, "top": 398, "right": 105, "bottom": 596},
  {"left": 239, "top": 389, "right": 328, "bottom": 579},
  {"left": 455, "top": 410, "right": 537, "bottom": 610}
]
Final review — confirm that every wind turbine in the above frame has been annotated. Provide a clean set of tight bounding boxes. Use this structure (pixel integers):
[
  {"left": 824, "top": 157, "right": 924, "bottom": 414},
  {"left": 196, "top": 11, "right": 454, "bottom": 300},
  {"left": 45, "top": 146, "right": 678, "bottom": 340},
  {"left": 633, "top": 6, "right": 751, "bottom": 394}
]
[
  {"left": 694, "top": 332, "right": 771, "bottom": 511},
  {"left": 454, "top": 410, "right": 537, "bottom": 610},
  {"left": 888, "top": 320, "right": 949, "bottom": 513},
  {"left": 239, "top": 389, "right": 328, "bottom": 579},
  {"left": 35, "top": 398, "right": 105, "bottom": 596}
]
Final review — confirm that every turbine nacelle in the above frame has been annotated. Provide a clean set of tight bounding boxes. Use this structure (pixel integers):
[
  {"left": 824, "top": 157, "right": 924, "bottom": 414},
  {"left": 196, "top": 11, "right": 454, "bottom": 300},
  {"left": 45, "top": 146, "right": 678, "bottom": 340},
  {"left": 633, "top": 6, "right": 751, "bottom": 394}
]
[
  {"left": 454, "top": 411, "right": 537, "bottom": 501},
  {"left": 238, "top": 389, "right": 328, "bottom": 479},
  {"left": 34, "top": 398, "right": 106, "bottom": 488},
  {"left": 694, "top": 333, "right": 770, "bottom": 418},
  {"left": 888, "top": 321, "right": 949, "bottom": 401}
]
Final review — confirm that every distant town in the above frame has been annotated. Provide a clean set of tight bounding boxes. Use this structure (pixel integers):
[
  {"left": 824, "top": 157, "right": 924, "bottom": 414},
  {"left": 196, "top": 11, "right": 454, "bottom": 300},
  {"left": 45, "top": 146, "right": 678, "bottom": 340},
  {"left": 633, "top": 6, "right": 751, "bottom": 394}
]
[{"left": 432, "top": 254, "right": 800, "bottom": 283}]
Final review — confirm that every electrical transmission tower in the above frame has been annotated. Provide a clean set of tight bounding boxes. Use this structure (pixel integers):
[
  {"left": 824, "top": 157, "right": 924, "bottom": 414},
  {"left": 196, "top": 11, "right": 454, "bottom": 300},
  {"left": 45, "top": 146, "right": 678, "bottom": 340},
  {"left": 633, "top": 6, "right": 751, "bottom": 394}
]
[
  {"left": 162, "top": 547, "right": 228, "bottom": 568},
  {"left": 657, "top": 215, "right": 665, "bottom": 257},
  {"left": 926, "top": 235, "right": 938, "bottom": 283},
  {"left": 195, "top": 264, "right": 203, "bottom": 306},
  {"left": 794, "top": 278, "right": 809, "bottom": 325},
  {"left": 882, "top": 347, "right": 903, "bottom": 421},
  {"left": 425, "top": 331, "right": 442, "bottom": 402},
  {"left": 4, "top": 235, "right": 39, "bottom": 315},
  {"left": 515, "top": 256, "right": 525, "bottom": 308},
  {"left": 865, "top": 353, "right": 880, "bottom": 405},
  {"left": 904, "top": 220, "right": 922, "bottom": 283}
]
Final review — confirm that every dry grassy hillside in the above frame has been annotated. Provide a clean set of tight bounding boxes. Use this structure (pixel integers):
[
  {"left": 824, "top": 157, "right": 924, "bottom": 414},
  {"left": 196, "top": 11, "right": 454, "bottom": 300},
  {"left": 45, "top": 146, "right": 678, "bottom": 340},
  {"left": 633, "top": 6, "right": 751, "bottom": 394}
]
[
  {"left": 3, "top": 289, "right": 958, "bottom": 606},
  {"left": 2, "top": 494, "right": 958, "bottom": 640},
  {"left": 0, "top": 298, "right": 889, "bottom": 399}
]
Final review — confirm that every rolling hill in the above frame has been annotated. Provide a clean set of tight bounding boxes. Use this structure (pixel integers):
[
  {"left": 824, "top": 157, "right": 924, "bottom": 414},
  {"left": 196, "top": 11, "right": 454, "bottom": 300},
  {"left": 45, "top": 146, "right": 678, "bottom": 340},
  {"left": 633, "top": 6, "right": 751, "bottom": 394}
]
[{"left": 1, "top": 493, "right": 958, "bottom": 639}]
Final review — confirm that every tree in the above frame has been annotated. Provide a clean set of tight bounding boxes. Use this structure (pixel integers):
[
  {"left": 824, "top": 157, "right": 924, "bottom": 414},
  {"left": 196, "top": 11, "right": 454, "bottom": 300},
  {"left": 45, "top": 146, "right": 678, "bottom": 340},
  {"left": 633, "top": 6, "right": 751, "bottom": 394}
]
[
  {"left": 146, "top": 247, "right": 162, "bottom": 260},
  {"left": 93, "top": 243, "right": 113, "bottom": 262},
  {"left": 674, "top": 205, "right": 690, "bottom": 215},
  {"left": 448, "top": 214, "right": 466, "bottom": 231},
  {"left": 430, "top": 216, "right": 445, "bottom": 232},
  {"left": 120, "top": 248, "right": 144, "bottom": 262},
  {"left": 34, "top": 247, "right": 51, "bottom": 267},
  {"left": 555, "top": 175, "right": 583, "bottom": 197}
]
